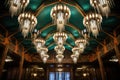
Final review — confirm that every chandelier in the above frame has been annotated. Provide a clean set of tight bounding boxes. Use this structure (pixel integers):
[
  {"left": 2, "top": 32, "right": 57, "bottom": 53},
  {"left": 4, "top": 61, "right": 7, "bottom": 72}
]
[
  {"left": 39, "top": 48, "right": 49, "bottom": 63},
  {"left": 53, "top": 32, "right": 68, "bottom": 46},
  {"left": 50, "top": 4, "right": 71, "bottom": 32},
  {"left": 90, "top": 0, "right": 114, "bottom": 17},
  {"left": 18, "top": 12, "right": 37, "bottom": 38},
  {"left": 71, "top": 54, "right": 78, "bottom": 63},
  {"left": 75, "top": 39, "right": 88, "bottom": 53},
  {"left": 83, "top": 13, "right": 102, "bottom": 38},
  {"left": 54, "top": 45, "right": 65, "bottom": 55},
  {"left": 8, "top": 0, "right": 29, "bottom": 16},
  {"left": 33, "top": 38, "right": 45, "bottom": 53},
  {"left": 72, "top": 47, "right": 81, "bottom": 57},
  {"left": 56, "top": 54, "right": 64, "bottom": 63}
]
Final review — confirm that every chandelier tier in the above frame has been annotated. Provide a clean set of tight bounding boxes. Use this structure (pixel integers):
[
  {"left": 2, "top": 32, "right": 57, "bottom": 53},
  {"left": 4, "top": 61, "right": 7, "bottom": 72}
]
[
  {"left": 39, "top": 47, "right": 48, "bottom": 58},
  {"left": 33, "top": 38, "right": 45, "bottom": 52},
  {"left": 75, "top": 39, "right": 88, "bottom": 53},
  {"left": 83, "top": 13, "right": 102, "bottom": 38},
  {"left": 18, "top": 12, "right": 37, "bottom": 38},
  {"left": 56, "top": 54, "right": 64, "bottom": 63},
  {"left": 42, "top": 54, "right": 49, "bottom": 63},
  {"left": 53, "top": 32, "right": 68, "bottom": 46},
  {"left": 50, "top": 4, "right": 71, "bottom": 32},
  {"left": 71, "top": 54, "right": 78, "bottom": 63},
  {"left": 72, "top": 47, "right": 81, "bottom": 57},
  {"left": 90, "top": 0, "right": 114, "bottom": 17},
  {"left": 54, "top": 45, "right": 65, "bottom": 55},
  {"left": 8, "top": 0, "right": 29, "bottom": 16}
]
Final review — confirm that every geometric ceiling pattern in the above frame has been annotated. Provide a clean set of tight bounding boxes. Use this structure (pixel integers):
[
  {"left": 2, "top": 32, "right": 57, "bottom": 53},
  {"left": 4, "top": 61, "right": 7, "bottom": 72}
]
[{"left": 0, "top": 0, "right": 120, "bottom": 57}]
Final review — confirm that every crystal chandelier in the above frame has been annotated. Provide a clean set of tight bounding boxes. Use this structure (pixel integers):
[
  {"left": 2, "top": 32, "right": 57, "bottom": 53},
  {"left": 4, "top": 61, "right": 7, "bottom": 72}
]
[
  {"left": 54, "top": 45, "right": 65, "bottom": 55},
  {"left": 56, "top": 54, "right": 64, "bottom": 63},
  {"left": 90, "top": 0, "right": 114, "bottom": 17},
  {"left": 39, "top": 47, "right": 48, "bottom": 58},
  {"left": 18, "top": 12, "right": 37, "bottom": 38},
  {"left": 83, "top": 13, "right": 102, "bottom": 38},
  {"left": 71, "top": 54, "right": 78, "bottom": 63},
  {"left": 42, "top": 54, "right": 49, "bottom": 63},
  {"left": 33, "top": 38, "right": 45, "bottom": 53},
  {"left": 50, "top": 4, "right": 71, "bottom": 32},
  {"left": 75, "top": 39, "right": 88, "bottom": 53},
  {"left": 72, "top": 47, "right": 80, "bottom": 57},
  {"left": 53, "top": 32, "right": 68, "bottom": 46},
  {"left": 8, "top": 0, "right": 29, "bottom": 16}
]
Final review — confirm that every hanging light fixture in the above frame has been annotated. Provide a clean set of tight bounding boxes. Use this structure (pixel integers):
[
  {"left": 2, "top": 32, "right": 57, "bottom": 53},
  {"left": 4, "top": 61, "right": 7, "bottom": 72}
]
[
  {"left": 53, "top": 32, "right": 67, "bottom": 46},
  {"left": 90, "top": 0, "right": 114, "bottom": 17},
  {"left": 42, "top": 54, "right": 49, "bottom": 63},
  {"left": 54, "top": 45, "right": 65, "bottom": 55},
  {"left": 50, "top": 4, "right": 71, "bottom": 32},
  {"left": 8, "top": 0, "right": 29, "bottom": 16},
  {"left": 39, "top": 47, "right": 48, "bottom": 58},
  {"left": 56, "top": 54, "right": 64, "bottom": 63},
  {"left": 71, "top": 54, "right": 78, "bottom": 63},
  {"left": 18, "top": 12, "right": 37, "bottom": 38},
  {"left": 33, "top": 38, "right": 45, "bottom": 52},
  {"left": 75, "top": 39, "right": 88, "bottom": 53},
  {"left": 83, "top": 13, "right": 102, "bottom": 38},
  {"left": 72, "top": 47, "right": 80, "bottom": 57}
]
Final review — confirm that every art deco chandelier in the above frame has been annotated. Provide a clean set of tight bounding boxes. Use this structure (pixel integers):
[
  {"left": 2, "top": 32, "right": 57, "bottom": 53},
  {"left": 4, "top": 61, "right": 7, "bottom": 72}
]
[{"left": 7, "top": 0, "right": 114, "bottom": 63}]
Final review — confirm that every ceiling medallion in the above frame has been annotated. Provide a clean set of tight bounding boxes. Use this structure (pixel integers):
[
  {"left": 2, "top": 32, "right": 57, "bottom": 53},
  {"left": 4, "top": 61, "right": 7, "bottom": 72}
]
[
  {"left": 18, "top": 12, "right": 37, "bottom": 38},
  {"left": 8, "top": 0, "right": 29, "bottom": 16},
  {"left": 83, "top": 13, "right": 102, "bottom": 38},
  {"left": 50, "top": 4, "right": 71, "bottom": 32},
  {"left": 90, "top": 0, "right": 114, "bottom": 17}
]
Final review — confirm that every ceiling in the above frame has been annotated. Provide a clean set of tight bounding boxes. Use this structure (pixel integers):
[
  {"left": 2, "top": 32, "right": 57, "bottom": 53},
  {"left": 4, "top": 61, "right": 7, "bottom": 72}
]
[{"left": 0, "top": 0, "right": 120, "bottom": 63}]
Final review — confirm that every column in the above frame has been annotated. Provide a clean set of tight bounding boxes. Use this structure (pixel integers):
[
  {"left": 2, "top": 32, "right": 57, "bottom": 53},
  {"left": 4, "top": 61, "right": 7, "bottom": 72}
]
[
  {"left": 18, "top": 50, "right": 24, "bottom": 80},
  {"left": 0, "top": 38, "right": 9, "bottom": 79},
  {"left": 96, "top": 50, "right": 106, "bottom": 80}
]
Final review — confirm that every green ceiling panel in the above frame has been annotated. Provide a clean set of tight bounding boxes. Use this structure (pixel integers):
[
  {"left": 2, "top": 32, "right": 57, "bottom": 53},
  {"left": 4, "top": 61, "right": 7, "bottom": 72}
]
[
  {"left": 26, "top": 0, "right": 44, "bottom": 11},
  {"left": 65, "top": 26, "right": 81, "bottom": 38},
  {"left": 45, "top": 37, "right": 54, "bottom": 46},
  {"left": 41, "top": 26, "right": 56, "bottom": 38},
  {"left": 36, "top": 5, "right": 54, "bottom": 30},
  {"left": 48, "top": 43, "right": 56, "bottom": 50},
  {"left": 66, "top": 36, "right": 75, "bottom": 47},
  {"left": 75, "top": 0, "right": 93, "bottom": 12},
  {"left": 69, "top": 6, "right": 85, "bottom": 30}
]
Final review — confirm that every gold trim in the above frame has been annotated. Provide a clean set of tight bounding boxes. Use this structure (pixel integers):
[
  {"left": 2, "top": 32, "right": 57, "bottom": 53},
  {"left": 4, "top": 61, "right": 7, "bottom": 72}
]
[
  {"left": 47, "top": 42, "right": 73, "bottom": 50},
  {"left": 35, "top": 1, "right": 58, "bottom": 16}
]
